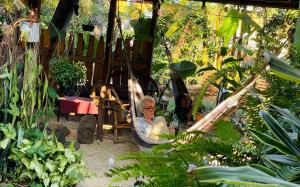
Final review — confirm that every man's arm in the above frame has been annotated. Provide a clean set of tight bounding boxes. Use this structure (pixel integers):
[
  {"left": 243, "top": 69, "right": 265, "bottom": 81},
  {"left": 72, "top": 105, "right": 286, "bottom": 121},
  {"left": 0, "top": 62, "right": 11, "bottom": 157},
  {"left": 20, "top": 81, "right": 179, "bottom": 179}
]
[{"left": 134, "top": 117, "right": 171, "bottom": 145}]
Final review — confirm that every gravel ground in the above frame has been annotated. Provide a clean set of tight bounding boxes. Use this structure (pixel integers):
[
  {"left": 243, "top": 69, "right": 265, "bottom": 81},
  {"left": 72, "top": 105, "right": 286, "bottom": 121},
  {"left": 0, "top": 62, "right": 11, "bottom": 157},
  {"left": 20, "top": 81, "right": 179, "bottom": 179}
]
[
  {"left": 50, "top": 116, "right": 140, "bottom": 187},
  {"left": 77, "top": 139, "right": 139, "bottom": 187}
]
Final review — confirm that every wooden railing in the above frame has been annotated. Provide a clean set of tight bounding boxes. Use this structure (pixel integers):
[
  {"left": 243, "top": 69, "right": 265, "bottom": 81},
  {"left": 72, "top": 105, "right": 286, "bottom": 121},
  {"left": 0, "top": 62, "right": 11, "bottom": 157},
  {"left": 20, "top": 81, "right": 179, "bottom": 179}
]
[{"left": 39, "top": 30, "right": 153, "bottom": 100}]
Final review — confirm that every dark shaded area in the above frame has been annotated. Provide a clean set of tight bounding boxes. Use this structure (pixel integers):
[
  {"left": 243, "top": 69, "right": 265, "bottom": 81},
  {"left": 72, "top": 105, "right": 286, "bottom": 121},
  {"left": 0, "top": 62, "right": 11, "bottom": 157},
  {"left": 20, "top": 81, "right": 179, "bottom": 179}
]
[
  {"left": 48, "top": 0, "right": 79, "bottom": 46},
  {"left": 77, "top": 115, "right": 97, "bottom": 144}
]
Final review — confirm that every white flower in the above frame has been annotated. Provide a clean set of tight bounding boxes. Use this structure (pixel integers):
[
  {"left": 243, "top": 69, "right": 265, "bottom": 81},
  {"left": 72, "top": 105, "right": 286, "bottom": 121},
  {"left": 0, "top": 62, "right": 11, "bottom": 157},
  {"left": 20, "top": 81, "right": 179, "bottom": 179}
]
[{"left": 187, "top": 163, "right": 197, "bottom": 173}]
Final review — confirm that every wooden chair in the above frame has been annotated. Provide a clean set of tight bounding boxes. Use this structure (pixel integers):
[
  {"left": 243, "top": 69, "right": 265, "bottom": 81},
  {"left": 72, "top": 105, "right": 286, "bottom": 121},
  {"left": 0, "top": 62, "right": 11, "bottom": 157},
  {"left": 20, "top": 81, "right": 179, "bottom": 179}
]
[{"left": 93, "top": 84, "right": 131, "bottom": 143}]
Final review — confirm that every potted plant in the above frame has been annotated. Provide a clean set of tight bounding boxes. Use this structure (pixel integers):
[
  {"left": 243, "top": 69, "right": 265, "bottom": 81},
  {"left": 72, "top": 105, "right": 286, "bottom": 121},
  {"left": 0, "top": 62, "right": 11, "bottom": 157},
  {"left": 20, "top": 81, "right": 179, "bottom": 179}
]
[{"left": 50, "top": 57, "right": 87, "bottom": 96}]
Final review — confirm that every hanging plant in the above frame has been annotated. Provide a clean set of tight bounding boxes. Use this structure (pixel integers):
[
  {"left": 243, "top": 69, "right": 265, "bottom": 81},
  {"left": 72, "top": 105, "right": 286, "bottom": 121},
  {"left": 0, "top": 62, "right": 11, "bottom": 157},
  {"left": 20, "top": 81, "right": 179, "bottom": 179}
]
[{"left": 50, "top": 57, "right": 87, "bottom": 96}]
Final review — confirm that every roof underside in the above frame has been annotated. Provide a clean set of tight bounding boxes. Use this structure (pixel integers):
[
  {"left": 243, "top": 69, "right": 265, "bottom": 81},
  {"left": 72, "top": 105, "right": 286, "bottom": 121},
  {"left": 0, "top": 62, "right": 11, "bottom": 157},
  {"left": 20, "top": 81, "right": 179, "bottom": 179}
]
[
  {"left": 200, "top": 0, "right": 299, "bottom": 9},
  {"left": 125, "top": 0, "right": 299, "bottom": 9}
]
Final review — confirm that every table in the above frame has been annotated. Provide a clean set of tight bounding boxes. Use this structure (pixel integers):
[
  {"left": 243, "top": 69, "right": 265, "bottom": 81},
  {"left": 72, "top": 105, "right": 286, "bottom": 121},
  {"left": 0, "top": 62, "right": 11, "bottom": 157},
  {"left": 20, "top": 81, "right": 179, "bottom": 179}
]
[
  {"left": 58, "top": 96, "right": 98, "bottom": 116},
  {"left": 58, "top": 96, "right": 104, "bottom": 141}
]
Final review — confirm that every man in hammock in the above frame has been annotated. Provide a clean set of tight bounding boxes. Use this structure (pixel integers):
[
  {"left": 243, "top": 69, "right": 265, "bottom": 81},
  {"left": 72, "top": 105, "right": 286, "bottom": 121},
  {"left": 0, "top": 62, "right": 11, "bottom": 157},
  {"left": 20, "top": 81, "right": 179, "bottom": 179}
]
[{"left": 134, "top": 96, "right": 176, "bottom": 145}]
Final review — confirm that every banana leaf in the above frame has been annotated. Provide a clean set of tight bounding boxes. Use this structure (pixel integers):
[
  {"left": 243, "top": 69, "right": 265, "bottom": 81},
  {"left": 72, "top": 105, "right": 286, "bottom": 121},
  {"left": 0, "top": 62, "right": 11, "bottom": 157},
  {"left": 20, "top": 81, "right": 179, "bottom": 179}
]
[
  {"left": 217, "top": 9, "right": 239, "bottom": 46},
  {"left": 195, "top": 166, "right": 299, "bottom": 187}
]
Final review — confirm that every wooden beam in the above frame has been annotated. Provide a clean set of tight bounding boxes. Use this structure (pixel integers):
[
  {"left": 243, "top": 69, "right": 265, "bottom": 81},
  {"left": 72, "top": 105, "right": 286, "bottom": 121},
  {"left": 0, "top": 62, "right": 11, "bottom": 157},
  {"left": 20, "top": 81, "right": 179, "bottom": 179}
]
[
  {"left": 144, "top": 0, "right": 160, "bottom": 88},
  {"left": 103, "top": 0, "right": 117, "bottom": 84},
  {"left": 197, "top": 0, "right": 299, "bottom": 9},
  {"left": 48, "top": 0, "right": 79, "bottom": 46}
]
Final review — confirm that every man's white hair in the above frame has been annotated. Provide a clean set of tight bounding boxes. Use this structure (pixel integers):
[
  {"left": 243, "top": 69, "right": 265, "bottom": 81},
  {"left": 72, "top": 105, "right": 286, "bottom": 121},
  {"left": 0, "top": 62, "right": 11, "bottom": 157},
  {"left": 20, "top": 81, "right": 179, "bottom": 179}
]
[{"left": 139, "top": 95, "right": 155, "bottom": 114}]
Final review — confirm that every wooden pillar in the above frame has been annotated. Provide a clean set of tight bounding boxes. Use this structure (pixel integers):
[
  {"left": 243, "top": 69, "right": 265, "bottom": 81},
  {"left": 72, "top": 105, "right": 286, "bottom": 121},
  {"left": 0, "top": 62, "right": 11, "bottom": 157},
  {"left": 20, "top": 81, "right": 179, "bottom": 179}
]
[
  {"left": 96, "top": 0, "right": 117, "bottom": 141},
  {"left": 149, "top": 0, "right": 160, "bottom": 41},
  {"left": 103, "top": 0, "right": 117, "bottom": 84},
  {"left": 144, "top": 0, "right": 160, "bottom": 85}
]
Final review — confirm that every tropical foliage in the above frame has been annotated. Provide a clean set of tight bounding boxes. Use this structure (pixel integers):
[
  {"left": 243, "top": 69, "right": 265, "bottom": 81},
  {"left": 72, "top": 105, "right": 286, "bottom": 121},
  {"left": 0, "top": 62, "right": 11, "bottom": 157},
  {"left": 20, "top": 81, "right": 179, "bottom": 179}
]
[
  {"left": 106, "top": 116, "right": 299, "bottom": 186},
  {"left": 0, "top": 34, "right": 88, "bottom": 186},
  {"left": 1, "top": 0, "right": 300, "bottom": 186},
  {"left": 251, "top": 106, "right": 300, "bottom": 184}
]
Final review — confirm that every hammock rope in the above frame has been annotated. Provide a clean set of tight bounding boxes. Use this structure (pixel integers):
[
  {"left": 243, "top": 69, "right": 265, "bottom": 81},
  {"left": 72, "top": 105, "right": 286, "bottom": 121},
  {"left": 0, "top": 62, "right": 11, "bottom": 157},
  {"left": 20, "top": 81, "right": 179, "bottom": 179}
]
[{"left": 115, "top": 7, "right": 144, "bottom": 119}]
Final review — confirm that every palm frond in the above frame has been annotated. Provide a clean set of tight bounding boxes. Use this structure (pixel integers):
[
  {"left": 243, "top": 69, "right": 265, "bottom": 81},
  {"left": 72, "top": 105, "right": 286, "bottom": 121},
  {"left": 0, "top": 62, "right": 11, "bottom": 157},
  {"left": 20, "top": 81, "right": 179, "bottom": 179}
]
[
  {"left": 195, "top": 166, "right": 299, "bottom": 187},
  {"left": 277, "top": 166, "right": 300, "bottom": 182}
]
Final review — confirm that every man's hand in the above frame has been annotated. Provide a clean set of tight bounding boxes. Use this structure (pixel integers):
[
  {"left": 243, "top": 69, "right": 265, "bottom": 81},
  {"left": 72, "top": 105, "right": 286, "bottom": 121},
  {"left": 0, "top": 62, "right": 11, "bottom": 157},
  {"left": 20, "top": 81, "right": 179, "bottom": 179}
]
[{"left": 168, "top": 127, "right": 176, "bottom": 133}]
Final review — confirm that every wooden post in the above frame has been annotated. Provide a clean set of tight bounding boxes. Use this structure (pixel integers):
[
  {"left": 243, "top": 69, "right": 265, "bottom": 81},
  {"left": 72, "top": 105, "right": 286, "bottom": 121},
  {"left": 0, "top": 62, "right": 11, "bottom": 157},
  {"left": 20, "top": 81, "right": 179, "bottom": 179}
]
[
  {"left": 149, "top": 0, "right": 160, "bottom": 41},
  {"left": 103, "top": 0, "right": 117, "bottom": 84},
  {"left": 96, "top": 0, "right": 117, "bottom": 141},
  {"left": 144, "top": 0, "right": 160, "bottom": 87}
]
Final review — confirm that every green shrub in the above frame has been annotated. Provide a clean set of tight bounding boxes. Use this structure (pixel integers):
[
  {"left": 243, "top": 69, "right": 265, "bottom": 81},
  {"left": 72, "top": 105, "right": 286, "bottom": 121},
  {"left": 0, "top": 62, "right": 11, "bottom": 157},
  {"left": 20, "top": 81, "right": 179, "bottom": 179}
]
[
  {"left": 0, "top": 43, "right": 88, "bottom": 186},
  {"left": 50, "top": 57, "right": 87, "bottom": 88},
  {"left": 9, "top": 132, "right": 87, "bottom": 187}
]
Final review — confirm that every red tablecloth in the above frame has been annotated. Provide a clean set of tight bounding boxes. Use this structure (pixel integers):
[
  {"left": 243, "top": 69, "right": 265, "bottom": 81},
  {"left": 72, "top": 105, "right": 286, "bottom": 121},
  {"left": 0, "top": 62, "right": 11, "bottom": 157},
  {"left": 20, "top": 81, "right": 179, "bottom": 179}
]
[{"left": 59, "top": 96, "right": 98, "bottom": 115}]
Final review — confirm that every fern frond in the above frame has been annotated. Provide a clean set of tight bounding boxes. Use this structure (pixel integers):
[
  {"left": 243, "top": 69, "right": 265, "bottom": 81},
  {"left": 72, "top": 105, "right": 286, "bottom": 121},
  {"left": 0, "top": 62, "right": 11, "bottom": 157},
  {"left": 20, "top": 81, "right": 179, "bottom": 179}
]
[
  {"left": 176, "top": 138, "right": 234, "bottom": 156},
  {"left": 108, "top": 162, "right": 187, "bottom": 183},
  {"left": 119, "top": 150, "right": 174, "bottom": 164},
  {"left": 213, "top": 120, "right": 242, "bottom": 144},
  {"left": 146, "top": 175, "right": 190, "bottom": 187}
]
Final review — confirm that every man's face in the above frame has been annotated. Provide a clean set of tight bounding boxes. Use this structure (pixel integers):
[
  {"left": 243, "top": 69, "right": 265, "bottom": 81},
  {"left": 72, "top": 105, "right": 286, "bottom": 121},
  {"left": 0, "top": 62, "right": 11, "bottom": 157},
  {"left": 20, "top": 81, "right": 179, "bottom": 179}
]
[{"left": 143, "top": 100, "right": 155, "bottom": 121}]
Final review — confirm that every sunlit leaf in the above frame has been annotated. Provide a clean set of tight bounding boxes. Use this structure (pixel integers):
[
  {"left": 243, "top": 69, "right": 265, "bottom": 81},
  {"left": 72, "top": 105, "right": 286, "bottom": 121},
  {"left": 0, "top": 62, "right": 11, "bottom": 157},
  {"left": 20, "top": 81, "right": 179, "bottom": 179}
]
[
  {"left": 165, "top": 21, "right": 180, "bottom": 38},
  {"left": 217, "top": 9, "right": 240, "bottom": 46},
  {"left": 48, "top": 86, "right": 58, "bottom": 99},
  {"left": 266, "top": 53, "right": 300, "bottom": 83},
  {"left": 170, "top": 60, "right": 197, "bottom": 79},
  {"left": 0, "top": 138, "right": 10, "bottom": 149},
  {"left": 152, "top": 63, "right": 168, "bottom": 73}
]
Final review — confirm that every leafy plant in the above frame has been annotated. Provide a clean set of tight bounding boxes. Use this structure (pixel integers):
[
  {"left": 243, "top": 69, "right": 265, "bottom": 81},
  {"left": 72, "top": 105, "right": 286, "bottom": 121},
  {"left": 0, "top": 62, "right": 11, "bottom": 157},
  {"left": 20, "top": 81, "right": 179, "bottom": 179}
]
[
  {"left": 50, "top": 57, "right": 87, "bottom": 88},
  {"left": 0, "top": 33, "right": 87, "bottom": 185},
  {"left": 106, "top": 120, "right": 259, "bottom": 186},
  {"left": 10, "top": 133, "right": 86, "bottom": 187},
  {"left": 192, "top": 58, "right": 257, "bottom": 116},
  {"left": 249, "top": 105, "right": 300, "bottom": 184}
]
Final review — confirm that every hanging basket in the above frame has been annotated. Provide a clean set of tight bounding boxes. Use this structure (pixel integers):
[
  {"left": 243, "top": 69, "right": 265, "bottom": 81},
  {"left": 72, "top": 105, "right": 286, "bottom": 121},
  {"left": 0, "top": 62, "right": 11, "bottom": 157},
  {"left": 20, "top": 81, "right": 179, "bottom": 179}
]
[{"left": 60, "top": 85, "right": 81, "bottom": 96}]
